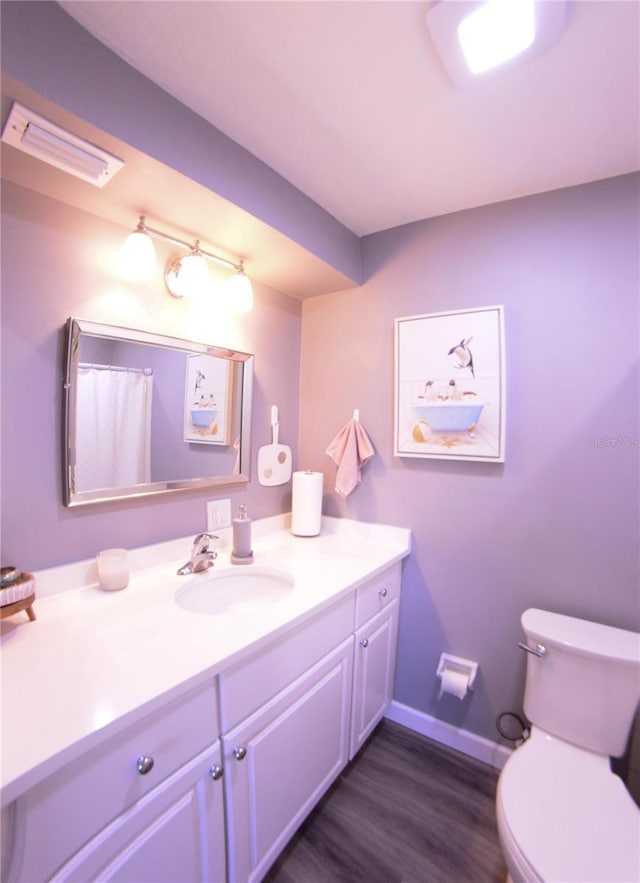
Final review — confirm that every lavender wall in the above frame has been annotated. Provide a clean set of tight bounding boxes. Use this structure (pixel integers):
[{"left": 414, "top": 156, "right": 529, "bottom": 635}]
[
  {"left": 1, "top": 166, "right": 637, "bottom": 748},
  {"left": 1, "top": 180, "right": 302, "bottom": 570},
  {"left": 299, "top": 174, "right": 640, "bottom": 743}
]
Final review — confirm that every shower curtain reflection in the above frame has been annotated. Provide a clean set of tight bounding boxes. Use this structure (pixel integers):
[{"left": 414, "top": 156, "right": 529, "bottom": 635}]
[{"left": 76, "top": 364, "right": 153, "bottom": 491}]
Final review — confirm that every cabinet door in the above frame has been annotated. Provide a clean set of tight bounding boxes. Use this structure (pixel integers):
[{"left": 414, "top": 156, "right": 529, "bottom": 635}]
[
  {"left": 49, "top": 743, "right": 226, "bottom": 883},
  {"left": 223, "top": 638, "right": 353, "bottom": 883},
  {"left": 350, "top": 599, "right": 399, "bottom": 759}
]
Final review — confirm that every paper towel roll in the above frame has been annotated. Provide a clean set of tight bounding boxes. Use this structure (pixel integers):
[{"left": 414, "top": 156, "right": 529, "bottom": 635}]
[
  {"left": 439, "top": 668, "right": 470, "bottom": 700},
  {"left": 291, "top": 470, "right": 323, "bottom": 536}
]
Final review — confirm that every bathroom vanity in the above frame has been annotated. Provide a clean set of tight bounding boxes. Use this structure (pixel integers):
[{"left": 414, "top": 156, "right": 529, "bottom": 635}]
[{"left": 0, "top": 516, "right": 410, "bottom": 882}]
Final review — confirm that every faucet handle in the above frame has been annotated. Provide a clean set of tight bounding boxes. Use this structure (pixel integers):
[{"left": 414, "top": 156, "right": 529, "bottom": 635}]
[{"left": 193, "top": 532, "right": 217, "bottom": 552}]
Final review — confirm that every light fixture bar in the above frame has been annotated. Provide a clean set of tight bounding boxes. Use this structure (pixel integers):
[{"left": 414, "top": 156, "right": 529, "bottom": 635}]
[
  {"left": 124, "top": 215, "right": 254, "bottom": 309},
  {"left": 140, "top": 217, "right": 241, "bottom": 272}
]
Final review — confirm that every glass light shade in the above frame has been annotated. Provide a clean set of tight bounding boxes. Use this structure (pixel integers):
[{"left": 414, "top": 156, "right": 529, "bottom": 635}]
[
  {"left": 178, "top": 252, "right": 210, "bottom": 297},
  {"left": 227, "top": 269, "right": 254, "bottom": 312},
  {"left": 458, "top": 0, "right": 535, "bottom": 74},
  {"left": 119, "top": 229, "right": 156, "bottom": 280}
]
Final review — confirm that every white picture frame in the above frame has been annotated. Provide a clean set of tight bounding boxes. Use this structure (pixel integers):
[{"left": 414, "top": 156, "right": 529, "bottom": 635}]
[
  {"left": 184, "top": 354, "right": 232, "bottom": 445},
  {"left": 394, "top": 306, "right": 506, "bottom": 462}
]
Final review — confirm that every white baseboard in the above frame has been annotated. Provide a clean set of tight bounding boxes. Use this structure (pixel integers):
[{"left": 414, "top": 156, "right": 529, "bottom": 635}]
[{"left": 385, "top": 700, "right": 512, "bottom": 770}]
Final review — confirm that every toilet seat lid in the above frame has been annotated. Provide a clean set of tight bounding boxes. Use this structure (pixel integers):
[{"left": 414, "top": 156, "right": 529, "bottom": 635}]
[{"left": 498, "top": 729, "right": 640, "bottom": 883}]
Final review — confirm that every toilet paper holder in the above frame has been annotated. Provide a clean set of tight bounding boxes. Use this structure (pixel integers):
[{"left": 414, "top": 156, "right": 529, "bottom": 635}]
[{"left": 436, "top": 653, "right": 478, "bottom": 693}]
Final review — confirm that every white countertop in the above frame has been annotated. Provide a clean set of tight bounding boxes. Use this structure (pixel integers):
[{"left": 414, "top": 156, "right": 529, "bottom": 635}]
[{"left": 0, "top": 516, "right": 410, "bottom": 806}]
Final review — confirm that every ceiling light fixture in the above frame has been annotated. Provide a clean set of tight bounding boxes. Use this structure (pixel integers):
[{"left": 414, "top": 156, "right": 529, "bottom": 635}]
[
  {"left": 1, "top": 101, "right": 124, "bottom": 187},
  {"left": 122, "top": 216, "right": 254, "bottom": 310},
  {"left": 457, "top": 0, "right": 535, "bottom": 74},
  {"left": 426, "top": 0, "right": 568, "bottom": 87}
]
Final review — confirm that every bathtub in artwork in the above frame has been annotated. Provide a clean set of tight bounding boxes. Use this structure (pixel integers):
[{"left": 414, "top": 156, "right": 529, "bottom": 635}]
[
  {"left": 190, "top": 408, "right": 219, "bottom": 429},
  {"left": 413, "top": 400, "right": 485, "bottom": 435}
]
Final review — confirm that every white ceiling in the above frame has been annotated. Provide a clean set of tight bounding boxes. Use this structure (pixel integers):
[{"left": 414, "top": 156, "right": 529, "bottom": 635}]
[{"left": 58, "top": 0, "right": 639, "bottom": 238}]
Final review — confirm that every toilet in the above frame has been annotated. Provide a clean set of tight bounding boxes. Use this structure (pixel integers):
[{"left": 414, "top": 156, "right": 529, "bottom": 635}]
[{"left": 496, "top": 608, "right": 640, "bottom": 883}]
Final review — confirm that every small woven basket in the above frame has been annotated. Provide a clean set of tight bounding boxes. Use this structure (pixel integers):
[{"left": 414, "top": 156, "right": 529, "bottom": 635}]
[{"left": 0, "top": 570, "right": 36, "bottom": 621}]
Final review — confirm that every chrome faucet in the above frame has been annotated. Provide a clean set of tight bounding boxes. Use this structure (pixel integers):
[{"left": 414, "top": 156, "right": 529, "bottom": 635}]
[{"left": 177, "top": 533, "right": 218, "bottom": 575}]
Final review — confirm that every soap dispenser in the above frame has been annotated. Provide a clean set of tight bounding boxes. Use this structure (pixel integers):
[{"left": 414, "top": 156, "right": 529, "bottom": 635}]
[{"left": 231, "top": 504, "right": 253, "bottom": 565}]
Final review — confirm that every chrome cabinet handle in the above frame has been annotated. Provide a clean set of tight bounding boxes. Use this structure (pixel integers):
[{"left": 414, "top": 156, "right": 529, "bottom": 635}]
[
  {"left": 378, "top": 588, "right": 388, "bottom": 598},
  {"left": 518, "top": 641, "right": 548, "bottom": 658},
  {"left": 136, "top": 755, "right": 154, "bottom": 775},
  {"left": 360, "top": 638, "right": 369, "bottom": 648},
  {"left": 209, "top": 764, "right": 223, "bottom": 781},
  {"left": 233, "top": 746, "right": 247, "bottom": 761}
]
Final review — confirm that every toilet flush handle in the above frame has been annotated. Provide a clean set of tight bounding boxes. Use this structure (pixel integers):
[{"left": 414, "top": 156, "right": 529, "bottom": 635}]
[{"left": 518, "top": 641, "right": 548, "bottom": 658}]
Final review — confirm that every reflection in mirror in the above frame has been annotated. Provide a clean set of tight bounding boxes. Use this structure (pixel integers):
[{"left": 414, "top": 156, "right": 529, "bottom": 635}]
[{"left": 63, "top": 317, "right": 254, "bottom": 506}]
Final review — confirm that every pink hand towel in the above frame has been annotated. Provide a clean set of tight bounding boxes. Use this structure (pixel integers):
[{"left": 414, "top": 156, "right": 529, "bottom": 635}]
[{"left": 326, "top": 419, "right": 375, "bottom": 497}]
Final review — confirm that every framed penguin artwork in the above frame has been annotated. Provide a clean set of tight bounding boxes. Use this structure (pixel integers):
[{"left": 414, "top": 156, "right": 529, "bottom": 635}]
[{"left": 394, "top": 306, "right": 505, "bottom": 462}]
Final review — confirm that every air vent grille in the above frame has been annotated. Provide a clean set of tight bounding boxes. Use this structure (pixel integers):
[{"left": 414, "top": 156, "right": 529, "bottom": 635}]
[{"left": 1, "top": 101, "right": 124, "bottom": 187}]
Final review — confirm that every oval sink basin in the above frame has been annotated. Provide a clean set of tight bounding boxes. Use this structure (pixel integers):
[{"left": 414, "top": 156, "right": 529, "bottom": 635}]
[{"left": 175, "top": 567, "right": 294, "bottom": 615}]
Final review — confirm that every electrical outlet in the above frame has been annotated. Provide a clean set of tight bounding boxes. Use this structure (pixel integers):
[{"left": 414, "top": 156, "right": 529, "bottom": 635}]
[{"left": 207, "top": 499, "right": 231, "bottom": 531}]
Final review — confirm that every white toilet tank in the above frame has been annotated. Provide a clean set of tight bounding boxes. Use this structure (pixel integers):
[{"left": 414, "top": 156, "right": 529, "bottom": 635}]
[{"left": 521, "top": 608, "right": 640, "bottom": 758}]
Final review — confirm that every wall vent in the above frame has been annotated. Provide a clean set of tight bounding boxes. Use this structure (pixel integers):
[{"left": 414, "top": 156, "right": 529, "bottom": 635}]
[{"left": 1, "top": 102, "right": 124, "bottom": 187}]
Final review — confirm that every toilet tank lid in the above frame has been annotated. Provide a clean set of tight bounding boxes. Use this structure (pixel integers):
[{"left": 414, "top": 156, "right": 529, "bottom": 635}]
[{"left": 522, "top": 608, "right": 640, "bottom": 665}]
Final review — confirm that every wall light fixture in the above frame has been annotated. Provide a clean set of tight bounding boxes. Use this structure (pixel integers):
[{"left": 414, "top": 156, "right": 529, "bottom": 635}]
[{"left": 121, "top": 215, "right": 254, "bottom": 311}]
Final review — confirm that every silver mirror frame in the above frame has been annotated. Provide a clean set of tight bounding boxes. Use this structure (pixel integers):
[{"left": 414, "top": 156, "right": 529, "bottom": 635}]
[{"left": 63, "top": 317, "right": 254, "bottom": 506}]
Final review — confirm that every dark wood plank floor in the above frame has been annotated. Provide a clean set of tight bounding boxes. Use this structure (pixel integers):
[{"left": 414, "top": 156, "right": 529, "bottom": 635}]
[{"left": 264, "top": 720, "right": 507, "bottom": 883}]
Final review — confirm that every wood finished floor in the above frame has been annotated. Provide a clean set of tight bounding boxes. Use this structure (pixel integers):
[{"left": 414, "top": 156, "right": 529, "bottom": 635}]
[{"left": 264, "top": 720, "right": 507, "bottom": 883}]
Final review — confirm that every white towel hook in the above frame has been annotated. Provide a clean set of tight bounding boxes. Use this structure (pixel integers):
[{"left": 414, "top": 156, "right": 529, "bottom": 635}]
[{"left": 353, "top": 409, "right": 360, "bottom": 422}]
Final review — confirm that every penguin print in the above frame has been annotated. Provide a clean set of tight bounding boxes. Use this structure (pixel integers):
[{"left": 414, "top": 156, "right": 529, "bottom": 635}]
[
  {"left": 448, "top": 338, "right": 475, "bottom": 378},
  {"left": 448, "top": 379, "right": 463, "bottom": 401},
  {"left": 424, "top": 380, "right": 438, "bottom": 401}
]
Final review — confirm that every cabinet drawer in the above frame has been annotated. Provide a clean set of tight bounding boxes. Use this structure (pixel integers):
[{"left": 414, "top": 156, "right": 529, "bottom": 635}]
[
  {"left": 354, "top": 563, "right": 401, "bottom": 629},
  {"left": 9, "top": 681, "right": 218, "bottom": 882},
  {"left": 219, "top": 594, "right": 354, "bottom": 731}
]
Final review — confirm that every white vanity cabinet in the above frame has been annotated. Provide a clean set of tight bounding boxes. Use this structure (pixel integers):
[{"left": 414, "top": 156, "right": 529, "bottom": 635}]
[
  {"left": 219, "top": 596, "right": 354, "bottom": 883},
  {"left": 1, "top": 529, "right": 409, "bottom": 883},
  {"left": 218, "top": 564, "right": 402, "bottom": 882},
  {"left": 4, "top": 682, "right": 225, "bottom": 883},
  {"left": 350, "top": 564, "right": 401, "bottom": 758}
]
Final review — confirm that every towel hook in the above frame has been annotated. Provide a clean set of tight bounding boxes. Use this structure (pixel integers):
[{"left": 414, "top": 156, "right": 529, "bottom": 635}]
[{"left": 353, "top": 409, "right": 360, "bottom": 422}]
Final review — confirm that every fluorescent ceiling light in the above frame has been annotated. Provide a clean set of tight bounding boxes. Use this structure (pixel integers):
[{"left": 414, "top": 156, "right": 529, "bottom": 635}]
[
  {"left": 458, "top": 0, "right": 536, "bottom": 74},
  {"left": 1, "top": 101, "right": 124, "bottom": 187}
]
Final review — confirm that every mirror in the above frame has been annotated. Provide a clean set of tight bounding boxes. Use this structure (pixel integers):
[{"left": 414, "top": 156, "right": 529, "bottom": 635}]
[{"left": 63, "top": 317, "right": 254, "bottom": 506}]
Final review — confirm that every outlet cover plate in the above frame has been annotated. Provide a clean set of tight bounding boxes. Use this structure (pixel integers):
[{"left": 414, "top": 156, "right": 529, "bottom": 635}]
[{"left": 207, "top": 499, "right": 231, "bottom": 531}]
